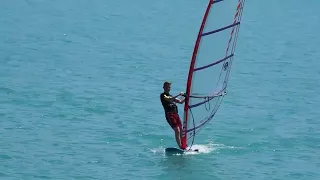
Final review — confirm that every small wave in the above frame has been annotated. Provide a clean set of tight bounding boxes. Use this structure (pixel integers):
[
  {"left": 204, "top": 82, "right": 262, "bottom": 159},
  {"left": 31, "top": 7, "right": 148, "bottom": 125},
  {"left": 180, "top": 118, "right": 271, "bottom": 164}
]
[{"left": 150, "top": 146, "right": 165, "bottom": 154}]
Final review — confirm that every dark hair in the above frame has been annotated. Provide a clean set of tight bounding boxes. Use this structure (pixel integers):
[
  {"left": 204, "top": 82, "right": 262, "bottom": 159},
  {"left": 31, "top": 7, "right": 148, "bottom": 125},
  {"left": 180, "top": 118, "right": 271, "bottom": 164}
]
[{"left": 163, "top": 81, "right": 171, "bottom": 88}]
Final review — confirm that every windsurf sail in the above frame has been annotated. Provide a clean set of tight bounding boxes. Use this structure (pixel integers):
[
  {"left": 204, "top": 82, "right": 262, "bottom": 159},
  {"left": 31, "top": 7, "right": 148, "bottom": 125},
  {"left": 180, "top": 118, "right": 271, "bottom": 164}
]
[{"left": 182, "top": 0, "right": 246, "bottom": 149}]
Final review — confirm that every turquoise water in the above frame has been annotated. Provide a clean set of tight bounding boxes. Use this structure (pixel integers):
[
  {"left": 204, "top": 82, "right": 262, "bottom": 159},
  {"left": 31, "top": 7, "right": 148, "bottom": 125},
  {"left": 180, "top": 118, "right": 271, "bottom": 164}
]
[{"left": 1, "top": 0, "right": 320, "bottom": 179}]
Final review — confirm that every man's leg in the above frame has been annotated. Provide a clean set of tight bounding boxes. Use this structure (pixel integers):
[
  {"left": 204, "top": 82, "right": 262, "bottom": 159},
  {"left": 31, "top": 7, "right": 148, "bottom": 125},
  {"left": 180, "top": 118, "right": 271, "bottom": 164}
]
[
  {"left": 166, "top": 113, "right": 184, "bottom": 149},
  {"left": 174, "top": 126, "right": 182, "bottom": 149}
]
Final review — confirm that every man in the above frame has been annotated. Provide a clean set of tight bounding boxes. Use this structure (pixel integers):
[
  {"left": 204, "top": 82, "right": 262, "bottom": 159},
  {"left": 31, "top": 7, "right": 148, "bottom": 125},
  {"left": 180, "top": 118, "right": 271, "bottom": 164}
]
[{"left": 160, "top": 81, "right": 186, "bottom": 149}]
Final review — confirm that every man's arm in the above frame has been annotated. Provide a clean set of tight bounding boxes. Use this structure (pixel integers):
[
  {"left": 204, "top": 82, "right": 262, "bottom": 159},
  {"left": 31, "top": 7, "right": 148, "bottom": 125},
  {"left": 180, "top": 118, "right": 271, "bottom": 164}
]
[
  {"left": 163, "top": 94, "right": 178, "bottom": 102},
  {"left": 163, "top": 92, "right": 185, "bottom": 104},
  {"left": 174, "top": 97, "right": 185, "bottom": 104}
]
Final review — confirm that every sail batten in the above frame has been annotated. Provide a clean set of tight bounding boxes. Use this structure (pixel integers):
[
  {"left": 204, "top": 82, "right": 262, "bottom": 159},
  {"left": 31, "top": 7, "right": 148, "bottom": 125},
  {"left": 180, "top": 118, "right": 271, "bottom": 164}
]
[
  {"left": 212, "top": 0, "right": 224, "bottom": 4},
  {"left": 202, "top": 22, "right": 240, "bottom": 37},
  {"left": 194, "top": 54, "right": 234, "bottom": 71}
]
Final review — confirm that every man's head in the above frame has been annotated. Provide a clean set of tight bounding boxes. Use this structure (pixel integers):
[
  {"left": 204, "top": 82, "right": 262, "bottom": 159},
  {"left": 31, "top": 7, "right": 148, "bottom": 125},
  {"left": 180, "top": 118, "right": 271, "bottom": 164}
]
[{"left": 163, "top": 81, "right": 171, "bottom": 93}]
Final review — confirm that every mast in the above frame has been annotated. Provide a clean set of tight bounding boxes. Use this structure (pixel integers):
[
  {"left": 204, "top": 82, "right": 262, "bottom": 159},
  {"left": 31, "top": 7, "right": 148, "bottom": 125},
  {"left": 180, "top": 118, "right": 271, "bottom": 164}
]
[{"left": 182, "top": 0, "right": 215, "bottom": 149}]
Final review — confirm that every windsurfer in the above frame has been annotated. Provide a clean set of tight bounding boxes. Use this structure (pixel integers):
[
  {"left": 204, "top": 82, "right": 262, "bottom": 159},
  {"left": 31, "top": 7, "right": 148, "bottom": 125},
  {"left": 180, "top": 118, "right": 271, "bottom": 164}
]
[{"left": 160, "top": 81, "right": 186, "bottom": 149}]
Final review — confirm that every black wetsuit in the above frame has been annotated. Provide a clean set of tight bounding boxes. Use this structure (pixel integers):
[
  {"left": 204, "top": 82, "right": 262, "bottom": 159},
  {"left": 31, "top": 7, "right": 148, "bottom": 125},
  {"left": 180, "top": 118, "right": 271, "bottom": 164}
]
[{"left": 160, "top": 92, "right": 181, "bottom": 129}]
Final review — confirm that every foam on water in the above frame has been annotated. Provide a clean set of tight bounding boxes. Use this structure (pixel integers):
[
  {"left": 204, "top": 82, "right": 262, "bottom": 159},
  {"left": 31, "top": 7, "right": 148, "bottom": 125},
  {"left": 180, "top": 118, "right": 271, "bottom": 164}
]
[{"left": 150, "top": 141, "right": 239, "bottom": 156}]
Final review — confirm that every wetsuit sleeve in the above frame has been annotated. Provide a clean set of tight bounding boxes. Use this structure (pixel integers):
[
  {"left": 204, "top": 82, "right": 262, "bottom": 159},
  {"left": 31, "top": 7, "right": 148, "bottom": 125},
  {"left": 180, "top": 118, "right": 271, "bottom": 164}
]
[
  {"left": 161, "top": 93, "right": 172, "bottom": 102},
  {"left": 160, "top": 93, "right": 164, "bottom": 102}
]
